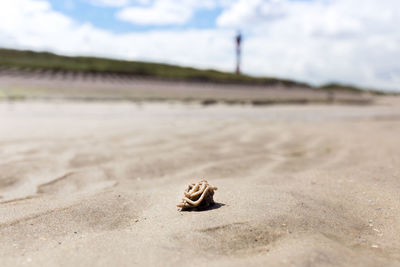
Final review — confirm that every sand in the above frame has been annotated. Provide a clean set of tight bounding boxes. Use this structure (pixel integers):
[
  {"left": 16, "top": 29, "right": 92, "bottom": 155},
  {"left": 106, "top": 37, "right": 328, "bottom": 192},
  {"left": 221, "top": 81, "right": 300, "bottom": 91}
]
[
  {"left": 0, "top": 70, "right": 372, "bottom": 104},
  {"left": 0, "top": 100, "right": 400, "bottom": 266}
]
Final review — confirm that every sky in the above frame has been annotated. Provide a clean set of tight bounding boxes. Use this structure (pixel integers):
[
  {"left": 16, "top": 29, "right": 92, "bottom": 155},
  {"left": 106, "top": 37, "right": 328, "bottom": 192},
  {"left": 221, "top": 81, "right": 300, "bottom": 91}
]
[{"left": 0, "top": 0, "right": 399, "bottom": 91}]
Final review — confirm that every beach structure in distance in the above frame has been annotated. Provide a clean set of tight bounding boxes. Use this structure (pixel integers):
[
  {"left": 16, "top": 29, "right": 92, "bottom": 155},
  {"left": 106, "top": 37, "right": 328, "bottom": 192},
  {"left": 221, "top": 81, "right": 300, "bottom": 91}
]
[
  {"left": 235, "top": 31, "right": 242, "bottom": 75},
  {"left": 177, "top": 180, "right": 218, "bottom": 211}
]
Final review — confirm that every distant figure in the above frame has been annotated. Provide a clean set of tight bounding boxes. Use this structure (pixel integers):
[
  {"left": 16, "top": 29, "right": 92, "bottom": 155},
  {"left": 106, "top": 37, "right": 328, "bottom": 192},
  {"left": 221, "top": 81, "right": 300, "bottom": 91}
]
[{"left": 235, "top": 32, "right": 242, "bottom": 75}]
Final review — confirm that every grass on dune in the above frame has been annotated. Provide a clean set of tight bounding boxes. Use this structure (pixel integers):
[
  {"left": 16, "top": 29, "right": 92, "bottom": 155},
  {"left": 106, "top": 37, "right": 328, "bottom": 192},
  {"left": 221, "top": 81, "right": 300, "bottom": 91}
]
[
  {"left": 0, "top": 48, "right": 384, "bottom": 94},
  {"left": 0, "top": 48, "right": 307, "bottom": 87}
]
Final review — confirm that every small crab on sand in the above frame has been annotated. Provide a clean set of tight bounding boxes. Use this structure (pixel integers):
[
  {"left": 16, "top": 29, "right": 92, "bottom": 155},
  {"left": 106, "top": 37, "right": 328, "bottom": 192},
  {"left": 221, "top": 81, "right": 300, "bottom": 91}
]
[{"left": 177, "top": 180, "right": 218, "bottom": 211}]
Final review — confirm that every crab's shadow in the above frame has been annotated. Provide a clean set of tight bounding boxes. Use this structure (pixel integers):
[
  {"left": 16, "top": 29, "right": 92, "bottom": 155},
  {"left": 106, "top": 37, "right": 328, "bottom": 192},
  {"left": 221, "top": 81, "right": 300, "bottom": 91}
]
[{"left": 181, "top": 202, "right": 226, "bottom": 212}]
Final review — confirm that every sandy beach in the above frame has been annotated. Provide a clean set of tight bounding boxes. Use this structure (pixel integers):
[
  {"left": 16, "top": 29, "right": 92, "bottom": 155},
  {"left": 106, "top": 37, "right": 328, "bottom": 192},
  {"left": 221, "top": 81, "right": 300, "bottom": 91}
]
[
  {"left": 0, "top": 70, "right": 372, "bottom": 104},
  {"left": 1, "top": 100, "right": 400, "bottom": 266}
]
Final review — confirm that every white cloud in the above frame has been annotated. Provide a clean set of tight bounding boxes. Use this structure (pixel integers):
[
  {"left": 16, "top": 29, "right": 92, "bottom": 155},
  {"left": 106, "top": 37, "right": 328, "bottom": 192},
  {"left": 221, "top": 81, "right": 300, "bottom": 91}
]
[
  {"left": 88, "top": 0, "right": 149, "bottom": 8},
  {"left": 117, "top": 1, "right": 191, "bottom": 25},
  {"left": 0, "top": 0, "right": 399, "bottom": 91},
  {"left": 217, "top": 0, "right": 287, "bottom": 28},
  {"left": 217, "top": 0, "right": 400, "bottom": 90},
  {"left": 117, "top": 0, "right": 218, "bottom": 25}
]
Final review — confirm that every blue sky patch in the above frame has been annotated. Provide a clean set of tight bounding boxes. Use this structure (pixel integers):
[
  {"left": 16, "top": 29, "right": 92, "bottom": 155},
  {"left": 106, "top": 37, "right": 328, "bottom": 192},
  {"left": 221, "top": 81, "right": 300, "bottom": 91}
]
[{"left": 48, "top": 0, "right": 223, "bottom": 33}]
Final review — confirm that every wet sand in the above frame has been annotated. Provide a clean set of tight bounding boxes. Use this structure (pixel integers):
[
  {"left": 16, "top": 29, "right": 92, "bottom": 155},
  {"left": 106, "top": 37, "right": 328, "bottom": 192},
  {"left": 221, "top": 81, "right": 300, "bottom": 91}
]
[{"left": 0, "top": 100, "right": 400, "bottom": 266}]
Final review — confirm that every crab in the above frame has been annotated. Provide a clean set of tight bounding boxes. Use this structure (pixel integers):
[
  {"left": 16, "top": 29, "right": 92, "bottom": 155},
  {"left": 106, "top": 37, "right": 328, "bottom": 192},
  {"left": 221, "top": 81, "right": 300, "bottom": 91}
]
[{"left": 177, "top": 180, "right": 218, "bottom": 211}]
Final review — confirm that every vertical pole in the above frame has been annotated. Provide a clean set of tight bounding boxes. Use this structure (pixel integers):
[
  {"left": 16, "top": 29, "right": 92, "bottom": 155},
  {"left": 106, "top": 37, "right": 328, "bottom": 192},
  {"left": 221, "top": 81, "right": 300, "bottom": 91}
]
[{"left": 235, "top": 32, "right": 242, "bottom": 75}]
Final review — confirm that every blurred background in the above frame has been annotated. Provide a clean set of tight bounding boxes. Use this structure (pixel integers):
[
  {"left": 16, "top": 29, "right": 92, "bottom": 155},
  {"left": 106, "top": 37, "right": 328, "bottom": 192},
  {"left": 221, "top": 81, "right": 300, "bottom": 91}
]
[
  {"left": 2, "top": 0, "right": 400, "bottom": 89},
  {"left": 0, "top": 0, "right": 399, "bottom": 103}
]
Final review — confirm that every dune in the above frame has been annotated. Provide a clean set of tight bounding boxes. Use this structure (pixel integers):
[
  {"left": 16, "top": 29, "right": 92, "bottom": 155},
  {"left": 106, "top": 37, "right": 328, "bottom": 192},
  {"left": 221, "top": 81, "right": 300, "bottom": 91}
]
[{"left": 0, "top": 100, "right": 399, "bottom": 266}]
